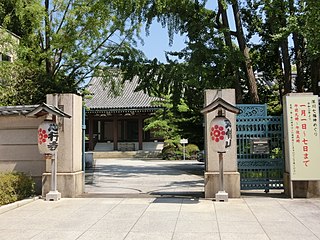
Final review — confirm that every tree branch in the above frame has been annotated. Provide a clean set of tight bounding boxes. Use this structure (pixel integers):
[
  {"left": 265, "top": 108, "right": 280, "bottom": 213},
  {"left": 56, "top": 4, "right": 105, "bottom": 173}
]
[
  {"left": 38, "top": 30, "right": 44, "bottom": 51},
  {"left": 59, "top": 26, "right": 121, "bottom": 76},
  {"left": 55, "top": 0, "right": 72, "bottom": 34},
  {"left": 73, "top": 37, "right": 128, "bottom": 86},
  {"left": 215, "top": 7, "right": 222, "bottom": 29},
  {"left": 230, "top": 30, "right": 237, "bottom": 36}
]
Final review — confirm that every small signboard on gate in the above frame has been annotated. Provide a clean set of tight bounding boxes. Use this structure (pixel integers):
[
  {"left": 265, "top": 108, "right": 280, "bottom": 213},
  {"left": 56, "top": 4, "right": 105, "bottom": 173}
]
[{"left": 250, "top": 138, "right": 270, "bottom": 155}]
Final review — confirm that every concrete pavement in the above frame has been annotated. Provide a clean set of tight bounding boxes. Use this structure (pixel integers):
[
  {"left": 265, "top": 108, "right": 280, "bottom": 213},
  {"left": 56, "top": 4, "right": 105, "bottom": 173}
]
[
  {"left": 1, "top": 196, "right": 320, "bottom": 239},
  {"left": 85, "top": 159, "right": 204, "bottom": 197},
  {"left": 1, "top": 159, "right": 320, "bottom": 239}
]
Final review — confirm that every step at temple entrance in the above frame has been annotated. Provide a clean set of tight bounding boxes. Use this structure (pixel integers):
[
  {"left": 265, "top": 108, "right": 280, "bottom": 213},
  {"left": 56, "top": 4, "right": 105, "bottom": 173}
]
[{"left": 236, "top": 104, "right": 284, "bottom": 192}]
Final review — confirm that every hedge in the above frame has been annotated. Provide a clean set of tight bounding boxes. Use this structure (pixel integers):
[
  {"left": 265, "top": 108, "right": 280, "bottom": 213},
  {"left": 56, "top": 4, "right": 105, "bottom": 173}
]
[{"left": 0, "top": 172, "right": 35, "bottom": 206}]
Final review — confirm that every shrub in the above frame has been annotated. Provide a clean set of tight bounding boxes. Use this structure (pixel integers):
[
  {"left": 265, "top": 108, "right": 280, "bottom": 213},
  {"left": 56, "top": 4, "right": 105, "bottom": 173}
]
[
  {"left": 0, "top": 172, "right": 35, "bottom": 206},
  {"left": 161, "top": 142, "right": 179, "bottom": 160},
  {"left": 161, "top": 141, "right": 200, "bottom": 160},
  {"left": 185, "top": 144, "right": 200, "bottom": 159}
]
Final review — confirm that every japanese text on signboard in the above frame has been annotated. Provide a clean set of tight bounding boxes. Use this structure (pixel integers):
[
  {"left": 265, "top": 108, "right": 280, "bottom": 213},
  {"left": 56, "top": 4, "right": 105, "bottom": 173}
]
[{"left": 285, "top": 95, "right": 320, "bottom": 180}]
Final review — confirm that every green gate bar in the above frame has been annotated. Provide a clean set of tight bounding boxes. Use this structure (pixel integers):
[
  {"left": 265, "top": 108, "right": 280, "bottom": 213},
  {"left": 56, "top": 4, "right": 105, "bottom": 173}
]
[{"left": 236, "top": 104, "right": 284, "bottom": 191}]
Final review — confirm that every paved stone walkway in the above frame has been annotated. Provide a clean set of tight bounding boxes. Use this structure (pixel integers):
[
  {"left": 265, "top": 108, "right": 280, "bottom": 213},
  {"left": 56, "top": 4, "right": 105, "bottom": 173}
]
[
  {"left": 1, "top": 197, "right": 320, "bottom": 239},
  {"left": 1, "top": 158, "right": 320, "bottom": 239},
  {"left": 85, "top": 159, "right": 204, "bottom": 197}
]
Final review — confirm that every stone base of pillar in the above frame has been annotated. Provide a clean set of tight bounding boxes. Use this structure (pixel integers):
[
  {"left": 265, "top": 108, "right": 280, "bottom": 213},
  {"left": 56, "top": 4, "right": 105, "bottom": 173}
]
[
  {"left": 215, "top": 191, "right": 228, "bottom": 202},
  {"left": 284, "top": 172, "right": 320, "bottom": 198},
  {"left": 42, "top": 171, "right": 84, "bottom": 198},
  {"left": 204, "top": 171, "right": 240, "bottom": 198},
  {"left": 46, "top": 191, "right": 61, "bottom": 201}
]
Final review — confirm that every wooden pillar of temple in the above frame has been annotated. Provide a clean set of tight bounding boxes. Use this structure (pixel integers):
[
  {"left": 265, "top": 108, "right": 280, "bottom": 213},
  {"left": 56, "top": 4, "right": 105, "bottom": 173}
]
[
  {"left": 88, "top": 114, "right": 94, "bottom": 151},
  {"left": 113, "top": 115, "right": 118, "bottom": 150},
  {"left": 138, "top": 115, "right": 143, "bottom": 150}
]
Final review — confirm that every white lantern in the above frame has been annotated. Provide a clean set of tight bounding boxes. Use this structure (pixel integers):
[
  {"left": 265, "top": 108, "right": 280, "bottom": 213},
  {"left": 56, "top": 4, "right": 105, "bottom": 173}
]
[
  {"left": 38, "top": 120, "right": 59, "bottom": 154},
  {"left": 209, "top": 116, "right": 232, "bottom": 153}
]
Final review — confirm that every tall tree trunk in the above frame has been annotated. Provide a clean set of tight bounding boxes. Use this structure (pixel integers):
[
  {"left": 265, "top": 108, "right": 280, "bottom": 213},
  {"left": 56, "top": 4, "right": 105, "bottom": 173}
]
[
  {"left": 292, "top": 34, "right": 305, "bottom": 92},
  {"left": 289, "top": 0, "right": 305, "bottom": 92},
  {"left": 45, "top": 0, "right": 52, "bottom": 79},
  {"left": 217, "top": 0, "right": 243, "bottom": 103},
  {"left": 311, "top": 57, "right": 320, "bottom": 96},
  {"left": 278, "top": 1, "right": 292, "bottom": 96},
  {"left": 280, "top": 39, "right": 292, "bottom": 95},
  {"left": 231, "top": 0, "right": 259, "bottom": 103},
  {"left": 276, "top": 49, "right": 285, "bottom": 105}
]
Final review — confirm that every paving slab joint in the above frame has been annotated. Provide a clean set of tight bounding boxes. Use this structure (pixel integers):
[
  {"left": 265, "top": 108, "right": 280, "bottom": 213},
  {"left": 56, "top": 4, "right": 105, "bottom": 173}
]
[{"left": 0, "top": 196, "right": 40, "bottom": 215}]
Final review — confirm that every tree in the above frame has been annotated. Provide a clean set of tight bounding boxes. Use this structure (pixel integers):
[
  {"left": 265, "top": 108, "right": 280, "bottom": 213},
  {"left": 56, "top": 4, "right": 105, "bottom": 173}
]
[
  {"left": 144, "top": 94, "right": 204, "bottom": 153},
  {"left": 303, "top": 0, "right": 320, "bottom": 95},
  {"left": 144, "top": 95, "right": 189, "bottom": 141},
  {"left": 288, "top": 0, "right": 305, "bottom": 93},
  {"left": 0, "top": 0, "right": 148, "bottom": 105},
  {"left": 107, "top": 0, "right": 264, "bottom": 147},
  {"left": 216, "top": 0, "right": 243, "bottom": 102},
  {"left": 241, "top": 0, "right": 291, "bottom": 105},
  {"left": 242, "top": 0, "right": 320, "bottom": 100},
  {"left": 121, "top": 0, "right": 260, "bottom": 103},
  {"left": 230, "top": 0, "right": 259, "bottom": 103}
]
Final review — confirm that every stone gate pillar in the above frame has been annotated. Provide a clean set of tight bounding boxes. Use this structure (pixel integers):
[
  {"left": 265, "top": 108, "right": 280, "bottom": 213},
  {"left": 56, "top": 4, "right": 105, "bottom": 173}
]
[
  {"left": 42, "top": 93, "right": 84, "bottom": 197},
  {"left": 203, "top": 89, "right": 240, "bottom": 198}
]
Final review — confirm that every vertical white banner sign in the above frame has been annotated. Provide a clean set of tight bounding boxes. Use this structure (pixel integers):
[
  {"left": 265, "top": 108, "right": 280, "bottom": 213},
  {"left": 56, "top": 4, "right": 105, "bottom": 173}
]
[{"left": 284, "top": 94, "right": 320, "bottom": 180}]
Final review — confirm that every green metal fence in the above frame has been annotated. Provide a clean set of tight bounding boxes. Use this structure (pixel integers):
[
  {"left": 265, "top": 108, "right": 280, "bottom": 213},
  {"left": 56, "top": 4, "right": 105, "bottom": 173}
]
[{"left": 236, "top": 104, "right": 284, "bottom": 191}]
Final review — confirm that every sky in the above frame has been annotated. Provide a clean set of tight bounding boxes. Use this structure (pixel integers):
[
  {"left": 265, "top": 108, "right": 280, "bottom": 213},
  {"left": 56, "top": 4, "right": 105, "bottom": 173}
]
[
  {"left": 135, "top": 1, "right": 239, "bottom": 63},
  {"left": 136, "top": 22, "right": 187, "bottom": 62}
]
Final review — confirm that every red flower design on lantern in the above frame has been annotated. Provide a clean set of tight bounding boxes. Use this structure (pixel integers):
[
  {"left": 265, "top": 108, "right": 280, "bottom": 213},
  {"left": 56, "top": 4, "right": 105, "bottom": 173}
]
[
  {"left": 38, "top": 128, "right": 48, "bottom": 145},
  {"left": 210, "top": 125, "right": 225, "bottom": 142}
]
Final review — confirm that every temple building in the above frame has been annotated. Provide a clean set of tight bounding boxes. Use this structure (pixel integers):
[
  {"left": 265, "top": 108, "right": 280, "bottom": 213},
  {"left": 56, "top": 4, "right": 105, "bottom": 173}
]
[{"left": 85, "top": 76, "right": 164, "bottom": 152}]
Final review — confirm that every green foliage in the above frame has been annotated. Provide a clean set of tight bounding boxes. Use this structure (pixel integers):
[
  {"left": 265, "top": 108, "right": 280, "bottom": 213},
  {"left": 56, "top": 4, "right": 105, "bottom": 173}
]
[
  {"left": 303, "top": 0, "right": 320, "bottom": 57},
  {"left": 0, "top": 172, "right": 35, "bottom": 206},
  {"left": 116, "top": 1, "right": 242, "bottom": 103},
  {"left": 161, "top": 141, "right": 182, "bottom": 160},
  {"left": 2, "top": 0, "right": 320, "bottom": 105},
  {"left": 161, "top": 141, "right": 199, "bottom": 160},
  {"left": 242, "top": 0, "right": 320, "bottom": 96},
  {"left": 144, "top": 95, "right": 201, "bottom": 160},
  {"left": 185, "top": 144, "right": 200, "bottom": 159},
  {"left": 271, "top": 148, "right": 282, "bottom": 159},
  {"left": 144, "top": 95, "right": 191, "bottom": 141},
  {"left": 0, "top": 0, "right": 149, "bottom": 105}
]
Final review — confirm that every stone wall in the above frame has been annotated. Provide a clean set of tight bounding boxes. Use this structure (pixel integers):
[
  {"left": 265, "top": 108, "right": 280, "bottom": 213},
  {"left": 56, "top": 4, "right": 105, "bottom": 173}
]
[
  {"left": 0, "top": 93, "right": 84, "bottom": 198},
  {"left": 0, "top": 115, "right": 46, "bottom": 194}
]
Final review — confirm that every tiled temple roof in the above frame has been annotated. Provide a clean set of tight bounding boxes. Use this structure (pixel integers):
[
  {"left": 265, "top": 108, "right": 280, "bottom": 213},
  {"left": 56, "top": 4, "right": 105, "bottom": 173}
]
[
  {"left": 85, "top": 76, "right": 161, "bottom": 113},
  {"left": 0, "top": 105, "right": 38, "bottom": 116}
]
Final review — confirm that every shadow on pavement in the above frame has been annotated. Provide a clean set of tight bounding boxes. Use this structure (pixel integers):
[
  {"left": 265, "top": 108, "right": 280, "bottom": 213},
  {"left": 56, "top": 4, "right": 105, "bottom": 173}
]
[{"left": 241, "top": 189, "right": 288, "bottom": 198}]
